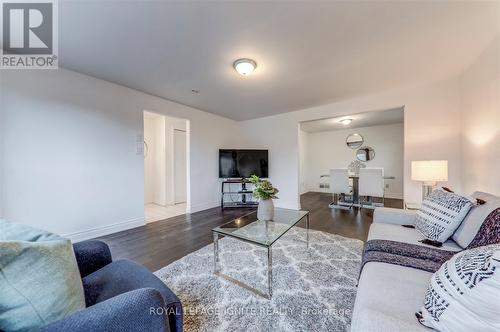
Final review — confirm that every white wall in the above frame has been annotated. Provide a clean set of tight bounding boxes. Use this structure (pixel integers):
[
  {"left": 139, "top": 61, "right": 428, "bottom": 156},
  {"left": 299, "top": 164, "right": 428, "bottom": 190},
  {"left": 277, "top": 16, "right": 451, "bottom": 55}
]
[
  {"left": 239, "top": 78, "right": 462, "bottom": 209},
  {"left": 1, "top": 69, "right": 238, "bottom": 240},
  {"left": 303, "top": 123, "right": 404, "bottom": 199},
  {"left": 144, "top": 115, "right": 156, "bottom": 204},
  {"left": 298, "top": 127, "right": 308, "bottom": 195},
  {"left": 460, "top": 36, "right": 500, "bottom": 195}
]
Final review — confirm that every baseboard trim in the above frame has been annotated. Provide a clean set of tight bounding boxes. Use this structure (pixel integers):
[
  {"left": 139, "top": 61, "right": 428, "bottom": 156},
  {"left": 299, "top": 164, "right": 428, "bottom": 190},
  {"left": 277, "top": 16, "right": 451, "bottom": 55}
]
[
  {"left": 190, "top": 200, "right": 221, "bottom": 213},
  {"left": 62, "top": 217, "right": 145, "bottom": 242},
  {"left": 384, "top": 192, "right": 404, "bottom": 200}
]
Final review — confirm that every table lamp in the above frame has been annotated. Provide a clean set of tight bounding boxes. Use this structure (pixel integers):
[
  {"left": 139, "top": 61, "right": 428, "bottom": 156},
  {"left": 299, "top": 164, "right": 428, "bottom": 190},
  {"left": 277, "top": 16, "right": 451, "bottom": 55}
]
[{"left": 411, "top": 160, "right": 448, "bottom": 200}]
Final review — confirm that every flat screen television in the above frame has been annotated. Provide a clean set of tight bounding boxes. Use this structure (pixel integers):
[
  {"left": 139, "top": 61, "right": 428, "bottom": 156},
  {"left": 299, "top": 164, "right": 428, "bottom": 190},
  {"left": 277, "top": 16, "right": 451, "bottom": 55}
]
[{"left": 219, "top": 149, "right": 268, "bottom": 178}]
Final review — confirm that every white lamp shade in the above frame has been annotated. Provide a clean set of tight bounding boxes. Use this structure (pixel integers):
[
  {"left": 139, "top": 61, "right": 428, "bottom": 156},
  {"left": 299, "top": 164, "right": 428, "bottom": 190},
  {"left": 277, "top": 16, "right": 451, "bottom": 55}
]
[{"left": 411, "top": 160, "right": 448, "bottom": 183}]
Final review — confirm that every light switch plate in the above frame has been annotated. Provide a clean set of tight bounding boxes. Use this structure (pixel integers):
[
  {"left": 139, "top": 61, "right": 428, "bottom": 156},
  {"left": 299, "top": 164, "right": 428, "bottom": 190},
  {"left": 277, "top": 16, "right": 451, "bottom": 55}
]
[
  {"left": 136, "top": 141, "right": 144, "bottom": 155},
  {"left": 136, "top": 134, "right": 144, "bottom": 155}
]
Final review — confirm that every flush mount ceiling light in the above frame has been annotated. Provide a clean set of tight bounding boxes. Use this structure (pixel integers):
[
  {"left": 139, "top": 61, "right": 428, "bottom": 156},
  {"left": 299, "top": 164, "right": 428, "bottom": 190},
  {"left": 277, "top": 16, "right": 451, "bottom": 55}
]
[
  {"left": 233, "top": 58, "right": 257, "bottom": 76},
  {"left": 339, "top": 118, "right": 353, "bottom": 126}
]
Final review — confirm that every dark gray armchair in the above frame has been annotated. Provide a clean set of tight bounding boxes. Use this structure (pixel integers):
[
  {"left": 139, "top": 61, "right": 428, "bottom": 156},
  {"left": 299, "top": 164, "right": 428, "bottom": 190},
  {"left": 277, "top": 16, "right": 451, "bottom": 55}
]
[{"left": 38, "top": 240, "right": 183, "bottom": 332}]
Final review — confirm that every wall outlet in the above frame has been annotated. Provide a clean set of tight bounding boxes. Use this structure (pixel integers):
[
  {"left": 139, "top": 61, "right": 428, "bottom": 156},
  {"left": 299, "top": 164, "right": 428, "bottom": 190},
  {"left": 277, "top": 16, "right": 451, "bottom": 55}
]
[{"left": 385, "top": 184, "right": 389, "bottom": 189}]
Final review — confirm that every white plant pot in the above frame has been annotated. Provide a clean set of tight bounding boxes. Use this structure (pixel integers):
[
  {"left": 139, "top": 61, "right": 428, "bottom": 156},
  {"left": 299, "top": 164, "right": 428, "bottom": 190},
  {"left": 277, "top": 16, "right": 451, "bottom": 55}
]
[{"left": 257, "top": 199, "right": 274, "bottom": 221}]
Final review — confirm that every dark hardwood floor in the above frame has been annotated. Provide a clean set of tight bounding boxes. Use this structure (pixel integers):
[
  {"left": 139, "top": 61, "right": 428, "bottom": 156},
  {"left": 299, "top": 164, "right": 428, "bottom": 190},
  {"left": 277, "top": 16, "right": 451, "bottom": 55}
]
[
  {"left": 96, "top": 192, "right": 403, "bottom": 271},
  {"left": 301, "top": 192, "right": 402, "bottom": 240}
]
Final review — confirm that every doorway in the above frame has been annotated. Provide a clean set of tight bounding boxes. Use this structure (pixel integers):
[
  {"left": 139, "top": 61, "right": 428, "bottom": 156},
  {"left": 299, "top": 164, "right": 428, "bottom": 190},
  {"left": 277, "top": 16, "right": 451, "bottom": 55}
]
[
  {"left": 143, "top": 111, "right": 188, "bottom": 223},
  {"left": 298, "top": 107, "right": 405, "bottom": 209}
]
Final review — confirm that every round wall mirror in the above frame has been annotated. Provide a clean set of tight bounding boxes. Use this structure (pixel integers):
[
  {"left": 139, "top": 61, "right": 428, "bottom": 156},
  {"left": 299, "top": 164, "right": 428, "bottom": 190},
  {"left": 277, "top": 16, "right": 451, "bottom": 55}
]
[
  {"left": 356, "top": 146, "right": 375, "bottom": 162},
  {"left": 346, "top": 133, "right": 364, "bottom": 149}
]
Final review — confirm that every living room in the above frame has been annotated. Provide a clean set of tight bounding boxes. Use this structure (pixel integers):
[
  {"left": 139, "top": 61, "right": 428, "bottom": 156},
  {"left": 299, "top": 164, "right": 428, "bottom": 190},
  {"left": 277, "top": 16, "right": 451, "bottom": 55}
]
[{"left": 1, "top": 1, "right": 499, "bottom": 332}]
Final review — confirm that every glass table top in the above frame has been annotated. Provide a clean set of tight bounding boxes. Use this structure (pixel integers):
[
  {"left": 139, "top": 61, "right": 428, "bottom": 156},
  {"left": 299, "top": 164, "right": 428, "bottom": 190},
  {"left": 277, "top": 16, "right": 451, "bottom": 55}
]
[{"left": 212, "top": 208, "right": 309, "bottom": 247}]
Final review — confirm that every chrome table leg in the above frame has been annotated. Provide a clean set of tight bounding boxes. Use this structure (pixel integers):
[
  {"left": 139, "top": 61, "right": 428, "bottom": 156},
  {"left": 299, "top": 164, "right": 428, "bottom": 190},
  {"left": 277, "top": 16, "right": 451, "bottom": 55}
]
[
  {"left": 213, "top": 232, "right": 220, "bottom": 273},
  {"left": 306, "top": 214, "right": 310, "bottom": 248},
  {"left": 267, "top": 246, "right": 273, "bottom": 299}
]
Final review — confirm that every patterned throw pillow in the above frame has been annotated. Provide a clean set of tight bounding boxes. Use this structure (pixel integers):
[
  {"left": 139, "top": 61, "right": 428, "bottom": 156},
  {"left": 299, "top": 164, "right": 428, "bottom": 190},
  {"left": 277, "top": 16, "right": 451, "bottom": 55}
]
[
  {"left": 417, "top": 244, "right": 500, "bottom": 331},
  {"left": 452, "top": 192, "right": 500, "bottom": 248},
  {"left": 467, "top": 208, "right": 500, "bottom": 249},
  {"left": 415, "top": 189, "right": 473, "bottom": 243}
]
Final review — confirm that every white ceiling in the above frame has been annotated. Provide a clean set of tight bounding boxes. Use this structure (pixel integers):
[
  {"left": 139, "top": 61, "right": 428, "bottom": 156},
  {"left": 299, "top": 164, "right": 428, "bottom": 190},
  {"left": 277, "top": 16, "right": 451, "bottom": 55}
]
[
  {"left": 59, "top": 1, "right": 499, "bottom": 121},
  {"left": 300, "top": 108, "right": 404, "bottom": 133}
]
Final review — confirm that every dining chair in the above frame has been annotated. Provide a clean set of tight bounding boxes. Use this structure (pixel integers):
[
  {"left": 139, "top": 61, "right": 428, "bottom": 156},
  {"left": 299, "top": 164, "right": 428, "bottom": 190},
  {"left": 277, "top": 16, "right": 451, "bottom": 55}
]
[
  {"left": 358, "top": 168, "right": 384, "bottom": 208},
  {"left": 329, "top": 168, "right": 352, "bottom": 208}
]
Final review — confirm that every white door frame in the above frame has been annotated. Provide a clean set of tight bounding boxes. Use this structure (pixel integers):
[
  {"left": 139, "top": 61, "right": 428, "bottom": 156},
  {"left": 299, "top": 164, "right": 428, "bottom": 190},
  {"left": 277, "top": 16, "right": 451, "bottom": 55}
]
[{"left": 173, "top": 129, "right": 187, "bottom": 204}]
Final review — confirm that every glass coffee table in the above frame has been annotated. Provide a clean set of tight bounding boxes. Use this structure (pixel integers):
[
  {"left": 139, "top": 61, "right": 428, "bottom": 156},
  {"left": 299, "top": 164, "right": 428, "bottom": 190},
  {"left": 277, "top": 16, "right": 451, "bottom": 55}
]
[{"left": 212, "top": 208, "right": 310, "bottom": 299}]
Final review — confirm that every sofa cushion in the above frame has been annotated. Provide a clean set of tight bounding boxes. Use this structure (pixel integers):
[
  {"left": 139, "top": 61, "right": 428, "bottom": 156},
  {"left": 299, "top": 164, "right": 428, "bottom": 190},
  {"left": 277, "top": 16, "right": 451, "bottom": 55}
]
[
  {"left": 368, "top": 223, "right": 462, "bottom": 252},
  {"left": 415, "top": 189, "right": 473, "bottom": 243},
  {"left": 0, "top": 220, "right": 85, "bottom": 332},
  {"left": 82, "top": 259, "right": 182, "bottom": 332},
  {"left": 452, "top": 191, "right": 500, "bottom": 248},
  {"left": 373, "top": 207, "right": 417, "bottom": 225},
  {"left": 37, "top": 288, "right": 169, "bottom": 332},
  {"left": 417, "top": 244, "right": 500, "bottom": 331},
  {"left": 351, "top": 262, "right": 431, "bottom": 332}
]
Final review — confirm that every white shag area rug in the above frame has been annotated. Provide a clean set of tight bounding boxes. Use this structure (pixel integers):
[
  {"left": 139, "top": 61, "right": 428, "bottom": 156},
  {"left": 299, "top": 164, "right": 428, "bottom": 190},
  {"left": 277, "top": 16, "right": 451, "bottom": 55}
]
[{"left": 155, "top": 227, "right": 363, "bottom": 332}]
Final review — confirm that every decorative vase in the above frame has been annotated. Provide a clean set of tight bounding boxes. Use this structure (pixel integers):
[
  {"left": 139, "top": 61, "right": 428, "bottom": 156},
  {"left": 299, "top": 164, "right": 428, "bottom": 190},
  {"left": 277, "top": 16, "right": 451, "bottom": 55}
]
[
  {"left": 348, "top": 159, "right": 366, "bottom": 176},
  {"left": 257, "top": 199, "right": 274, "bottom": 221}
]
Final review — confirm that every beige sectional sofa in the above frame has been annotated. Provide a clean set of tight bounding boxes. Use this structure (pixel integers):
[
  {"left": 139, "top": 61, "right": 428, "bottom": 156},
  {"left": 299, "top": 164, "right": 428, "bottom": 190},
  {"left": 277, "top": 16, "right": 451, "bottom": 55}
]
[{"left": 351, "top": 192, "right": 500, "bottom": 332}]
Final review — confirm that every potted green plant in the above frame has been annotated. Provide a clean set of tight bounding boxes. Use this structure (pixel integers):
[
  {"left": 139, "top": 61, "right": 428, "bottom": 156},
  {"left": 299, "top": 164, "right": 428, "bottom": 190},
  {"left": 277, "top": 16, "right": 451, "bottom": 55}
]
[{"left": 249, "top": 175, "right": 279, "bottom": 221}]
